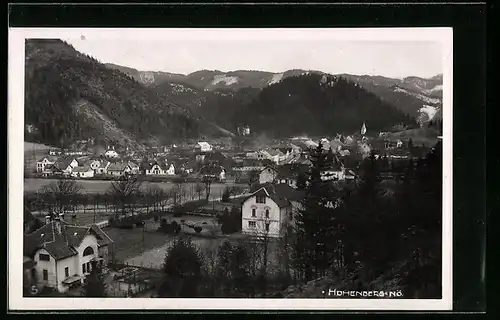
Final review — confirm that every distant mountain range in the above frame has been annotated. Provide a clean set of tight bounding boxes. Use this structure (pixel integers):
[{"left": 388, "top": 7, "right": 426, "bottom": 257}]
[
  {"left": 107, "top": 63, "right": 443, "bottom": 124},
  {"left": 24, "top": 39, "right": 440, "bottom": 149}
]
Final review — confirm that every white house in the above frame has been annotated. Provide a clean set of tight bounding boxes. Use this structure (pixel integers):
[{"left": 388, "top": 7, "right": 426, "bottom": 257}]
[
  {"left": 321, "top": 155, "right": 346, "bottom": 181},
  {"left": 71, "top": 166, "right": 94, "bottom": 178},
  {"left": 196, "top": 142, "right": 212, "bottom": 152},
  {"left": 104, "top": 150, "right": 119, "bottom": 158},
  {"left": 36, "top": 156, "right": 57, "bottom": 173},
  {"left": 107, "top": 162, "right": 131, "bottom": 177},
  {"left": 128, "top": 161, "right": 140, "bottom": 175},
  {"left": 53, "top": 157, "right": 79, "bottom": 175},
  {"left": 166, "top": 163, "right": 176, "bottom": 175},
  {"left": 144, "top": 162, "right": 167, "bottom": 175},
  {"left": 90, "top": 159, "right": 110, "bottom": 175},
  {"left": 241, "top": 184, "right": 303, "bottom": 238},
  {"left": 23, "top": 217, "right": 113, "bottom": 293}
]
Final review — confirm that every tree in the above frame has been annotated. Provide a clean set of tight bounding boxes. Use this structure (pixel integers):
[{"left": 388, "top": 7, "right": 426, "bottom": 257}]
[
  {"left": 230, "top": 240, "right": 251, "bottom": 296},
  {"left": 107, "top": 175, "right": 143, "bottom": 217},
  {"left": 293, "top": 142, "right": 339, "bottom": 281},
  {"left": 246, "top": 170, "right": 260, "bottom": 189},
  {"left": 40, "top": 179, "right": 82, "bottom": 215},
  {"left": 221, "top": 186, "right": 231, "bottom": 202},
  {"left": 81, "top": 261, "right": 107, "bottom": 297},
  {"left": 194, "top": 183, "right": 204, "bottom": 200},
  {"left": 202, "top": 176, "right": 216, "bottom": 201},
  {"left": 215, "top": 240, "right": 233, "bottom": 295},
  {"left": 158, "top": 237, "right": 203, "bottom": 298}
]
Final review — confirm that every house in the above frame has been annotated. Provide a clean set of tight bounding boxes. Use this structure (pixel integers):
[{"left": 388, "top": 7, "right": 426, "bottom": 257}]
[
  {"left": 241, "top": 183, "right": 304, "bottom": 238},
  {"left": 49, "top": 150, "right": 62, "bottom": 156},
  {"left": 232, "top": 159, "right": 267, "bottom": 172},
  {"left": 143, "top": 161, "right": 167, "bottom": 176},
  {"left": 260, "top": 149, "right": 284, "bottom": 164},
  {"left": 199, "top": 164, "right": 226, "bottom": 182},
  {"left": 107, "top": 162, "right": 132, "bottom": 177},
  {"left": 128, "top": 161, "right": 140, "bottom": 175},
  {"left": 196, "top": 142, "right": 213, "bottom": 152},
  {"left": 71, "top": 166, "right": 95, "bottom": 179},
  {"left": 64, "top": 150, "right": 85, "bottom": 156},
  {"left": 36, "top": 156, "right": 57, "bottom": 173},
  {"left": 104, "top": 149, "right": 119, "bottom": 158},
  {"left": 89, "top": 159, "right": 110, "bottom": 175},
  {"left": 259, "top": 164, "right": 309, "bottom": 188},
  {"left": 321, "top": 155, "right": 346, "bottom": 181},
  {"left": 53, "top": 157, "right": 79, "bottom": 175},
  {"left": 23, "top": 216, "right": 113, "bottom": 293}
]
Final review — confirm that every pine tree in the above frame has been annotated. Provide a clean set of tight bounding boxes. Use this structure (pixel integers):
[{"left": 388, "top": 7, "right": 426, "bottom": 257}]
[
  {"left": 293, "top": 142, "right": 339, "bottom": 281},
  {"left": 159, "top": 237, "right": 203, "bottom": 297},
  {"left": 81, "top": 261, "right": 107, "bottom": 297}
]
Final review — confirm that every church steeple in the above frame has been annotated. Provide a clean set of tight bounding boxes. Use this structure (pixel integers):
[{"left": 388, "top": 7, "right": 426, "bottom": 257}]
[{"left": 361, "top": 122, "right": 367, "bottom": 135}]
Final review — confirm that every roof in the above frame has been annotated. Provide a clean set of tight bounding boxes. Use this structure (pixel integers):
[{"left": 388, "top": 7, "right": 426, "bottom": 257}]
[
  {"left": 72, "top": 166, "right": 92, "bottom": 173},
  {"left": 128, "top": 161, "right": 139, "bottom": 169},
  {"left": 142, "top": 161, "right": 167, "bottom": 171},
  {"left": 23, "top": 219, "right": 113, "bottom": 261},
  {"left": 244, "top": 183, "right": 304, "bottom": 208},
  {"left": 54, "top": 156, "right": 77, "bottom": 170},
  {"left": 107, "top": 162, "right": 130, "bottom": 172},
  {"left": 276, "top": 164, "right": 309, "bottom": 179},
  {"left": 263, "top": 149, "right": 284, "bottom": 157},
  {"left": 197, "top": 142, "right": 211, "bottom": 148},
  {"left": 37, "top": 156, "right": 58, "bottom": 162}
]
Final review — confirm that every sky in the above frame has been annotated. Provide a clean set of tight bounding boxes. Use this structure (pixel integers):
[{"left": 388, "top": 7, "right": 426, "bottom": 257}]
[{"left": 62, "top": 33, "right": 443, "bottom": 79}]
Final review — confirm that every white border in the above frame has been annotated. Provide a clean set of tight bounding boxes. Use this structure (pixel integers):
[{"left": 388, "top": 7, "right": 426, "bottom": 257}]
[{"left": 8, "top": 28, "right": 453, "bottom": 311}]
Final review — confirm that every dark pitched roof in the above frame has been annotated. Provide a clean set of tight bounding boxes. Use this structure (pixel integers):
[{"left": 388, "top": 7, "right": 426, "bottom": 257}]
[
  {"left": 54, "top": 156, "right": 77, "bottom": 170},
  {"left": 276, "top": 164, "right": 309, "bottom": 179},
  {"left": 23, "top": 219, "right": 112, "bottom": 260},
  {"left": 245, "top": 183, "right": 304, "bottom": 208}
]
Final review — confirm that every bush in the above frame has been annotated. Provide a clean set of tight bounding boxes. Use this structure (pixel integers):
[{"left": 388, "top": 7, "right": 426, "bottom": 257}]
[{"left": 194, "top": 226, "right": 202, "bottom": 233}]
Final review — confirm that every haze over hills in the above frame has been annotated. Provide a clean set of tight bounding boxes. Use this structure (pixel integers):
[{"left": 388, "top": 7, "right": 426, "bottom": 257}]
[{"left": 25, "top": 39, "right": 439, "bottom": 149}]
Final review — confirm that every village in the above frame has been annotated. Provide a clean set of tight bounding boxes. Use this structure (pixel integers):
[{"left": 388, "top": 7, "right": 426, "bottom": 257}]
[{"left": 23, "top": 123, "right": 435, "bottom": 298}]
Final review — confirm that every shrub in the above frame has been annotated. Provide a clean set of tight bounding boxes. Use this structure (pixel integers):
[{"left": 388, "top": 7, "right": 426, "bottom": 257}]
[{"left": 194, "top": 226, "right": 202, "bottom": 233}]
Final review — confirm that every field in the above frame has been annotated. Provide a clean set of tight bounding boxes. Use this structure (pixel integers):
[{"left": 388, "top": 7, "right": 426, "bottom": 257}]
[{"left": 24, "top": 178, "right": 245, "bottom": 199}]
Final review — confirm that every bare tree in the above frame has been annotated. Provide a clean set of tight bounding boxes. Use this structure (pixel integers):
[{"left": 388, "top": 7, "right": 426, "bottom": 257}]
[
  {"left": 194, "top": 183, "right": 204, "bottom": 200},
  {"left": 107, "top": 176, "right": 143, "bottom": 217},
  {"left": 40, "top": 179, "right": 83, "bottom": 215},
  {"left": 246, "top": 170, "right": 260, "bottom": 190},
  {"left": 202, "top": 176, "right": 216, "bottom": 201}
]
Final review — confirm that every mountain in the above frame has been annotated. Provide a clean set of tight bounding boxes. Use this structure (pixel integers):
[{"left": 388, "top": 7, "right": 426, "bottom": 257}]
[
  {"left": 24, "top": 39, "right": 214, "bottom": 149},
  {"left": 338, "top": 74, "right": 443, "bottom": 124},
  {"left": 110, "top": 62, "right": 442, "bottom": 125},
  {"left": 221, "top": 73, "right": 419, "bottom": 137},
  {"left": 104, "top": 63, "right": 186, "bottom": 87}
]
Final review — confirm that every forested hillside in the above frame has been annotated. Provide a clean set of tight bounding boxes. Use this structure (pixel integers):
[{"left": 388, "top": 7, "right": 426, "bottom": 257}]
[
  {"left": 231, "top": 74, "right": 419, "bottom": 137},
  {"left": 25, "top": 39, "right": 204, "bottom": 149}
]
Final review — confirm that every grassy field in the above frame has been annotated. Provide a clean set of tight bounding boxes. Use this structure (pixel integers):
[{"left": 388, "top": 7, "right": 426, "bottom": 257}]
[{"left": 24, "top": 178, "right": 245, "bottom": 199}]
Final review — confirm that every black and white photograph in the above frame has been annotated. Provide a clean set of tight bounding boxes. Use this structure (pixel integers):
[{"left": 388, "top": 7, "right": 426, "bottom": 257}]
[{"left": 9, "top": 28, "right": 453, "bottom": 310}]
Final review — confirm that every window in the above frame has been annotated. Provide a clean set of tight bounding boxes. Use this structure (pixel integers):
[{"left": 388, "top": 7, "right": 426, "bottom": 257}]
[
  {"left": 82, "top": 263, "right": 86, "bottom": 274},
  {"left": 87, "top": 262, "right": 91, "bottom": 273},
  {"left": 42, "top": 269, "right": 48, "bottom": 281},
  {"left": 265, "top": 209, "right": 270, "bottom": 218},
  {"left": 265, "top": 223, "right": 270, "bottom": 232},
  {"left": 256, "top": 195, "right": 266, "bottom": 204},
  {"left": 251, "top": 208, "right": 256, "bottom": 217},
  {"left": 83, "top": 246, "right": 94, "bottom": 256},
  {"left": 65, "top": 267, "right": 69, "bottom": 278},
  {"left": 39, "top": 253, "right": 50, "bottom": 261},
  {"left": 248, "top": 221, "right": 256, "bottom": 228}
]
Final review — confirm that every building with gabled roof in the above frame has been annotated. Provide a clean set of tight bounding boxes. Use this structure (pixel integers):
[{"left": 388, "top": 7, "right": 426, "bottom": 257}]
[
  {"left": 241, "top": 183, "right": 304, "bottom": 238},
  {"left": 23, "top": 216, "right": 113, "bottom": 293}
]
